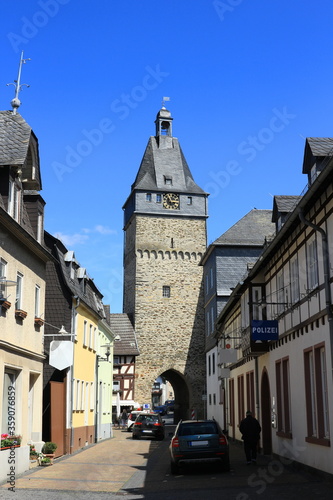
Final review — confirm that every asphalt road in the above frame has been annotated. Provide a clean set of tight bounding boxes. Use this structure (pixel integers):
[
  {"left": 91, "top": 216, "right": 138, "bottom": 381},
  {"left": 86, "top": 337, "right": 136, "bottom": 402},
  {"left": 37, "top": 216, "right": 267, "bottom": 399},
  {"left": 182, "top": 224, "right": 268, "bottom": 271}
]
[{"left": 1, "top": 420, "right": 333, "bottom": 500}]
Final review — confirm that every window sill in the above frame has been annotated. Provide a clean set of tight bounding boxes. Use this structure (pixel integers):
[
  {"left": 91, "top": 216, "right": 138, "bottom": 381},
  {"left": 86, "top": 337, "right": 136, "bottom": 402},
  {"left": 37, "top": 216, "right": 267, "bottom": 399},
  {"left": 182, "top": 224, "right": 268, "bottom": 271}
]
[
  {"left": 15, "top": 309, "right": 28, "bottom": 319},
  {"left": 305, "top": 436, "right": 330, "bottom": 447},
  {"left": 276, "top": 431, "right": 292, "bottom": 439},
  {"left": 0, "top": 300, "right": 11, "bottom": 310},
  {"left": 34, "top": 317, "right": 44, "bottom": 327}
]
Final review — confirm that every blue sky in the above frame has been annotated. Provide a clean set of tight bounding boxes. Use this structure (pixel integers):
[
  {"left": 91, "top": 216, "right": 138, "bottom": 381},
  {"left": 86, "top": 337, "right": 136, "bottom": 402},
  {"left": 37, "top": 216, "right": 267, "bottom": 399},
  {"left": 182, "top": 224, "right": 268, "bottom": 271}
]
[{"left": 1, "top": 0, "right": 333, "bottom": 313}]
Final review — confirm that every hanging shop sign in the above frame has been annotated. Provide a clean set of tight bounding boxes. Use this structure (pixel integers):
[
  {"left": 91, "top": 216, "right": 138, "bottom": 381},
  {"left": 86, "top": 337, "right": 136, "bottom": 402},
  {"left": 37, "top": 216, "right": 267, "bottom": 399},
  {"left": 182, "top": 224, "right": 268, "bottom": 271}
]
[{"left": 251, "top": 320, "right": 279, "bottom": 341}]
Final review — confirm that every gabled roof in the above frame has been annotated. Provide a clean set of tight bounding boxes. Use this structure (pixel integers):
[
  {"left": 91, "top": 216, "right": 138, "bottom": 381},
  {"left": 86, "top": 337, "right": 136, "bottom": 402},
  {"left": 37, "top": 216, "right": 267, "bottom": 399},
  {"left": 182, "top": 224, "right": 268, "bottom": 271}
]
[
  {"left": 44, "top": 231, "right": 105, "bottom": 319},
  {"left": 130, "top": 136, "right": 206, "bottom": 195},
  {"left": 302, "top": 137, "right": 333, "bottom": 174},
  {"left": 212, "top": 209, "right": 275, "bottom": 246},
  {"left": 110, "top": 313, "right": 140, "bottom": 356},
  {"left": 272, "top": 196, "right": 302, "bottom": 222}
]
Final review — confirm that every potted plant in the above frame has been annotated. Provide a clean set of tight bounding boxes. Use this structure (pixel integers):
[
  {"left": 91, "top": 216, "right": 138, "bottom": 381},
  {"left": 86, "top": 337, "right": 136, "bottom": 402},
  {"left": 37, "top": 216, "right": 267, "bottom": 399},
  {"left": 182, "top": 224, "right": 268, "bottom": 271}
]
[
  {"left": 40, "top": 456, "right": 52, "bottom": 466},
  {"left": 1, "top": 434, "right": 22, "bottom": 449},
  {"left": 29, "top": 444, "right": 39, "bottom": 459},
  {"left": 42, "top": 442, "right": 57, "bottom": 462}
]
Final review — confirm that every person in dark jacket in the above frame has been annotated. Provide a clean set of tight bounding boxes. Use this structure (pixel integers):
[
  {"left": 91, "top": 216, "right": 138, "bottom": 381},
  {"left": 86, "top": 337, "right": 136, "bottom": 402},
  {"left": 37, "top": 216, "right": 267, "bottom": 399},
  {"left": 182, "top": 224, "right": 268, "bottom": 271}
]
[{"left": 239, "top": 410, "right": 261, "bottom": 464}]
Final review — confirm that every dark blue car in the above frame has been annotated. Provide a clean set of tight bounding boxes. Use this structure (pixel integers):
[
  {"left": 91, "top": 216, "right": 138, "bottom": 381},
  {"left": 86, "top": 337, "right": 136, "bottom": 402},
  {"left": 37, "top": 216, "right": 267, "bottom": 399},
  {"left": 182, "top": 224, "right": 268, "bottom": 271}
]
[{"left": 153, "top": 405, "right": 167, "bottom": 415}]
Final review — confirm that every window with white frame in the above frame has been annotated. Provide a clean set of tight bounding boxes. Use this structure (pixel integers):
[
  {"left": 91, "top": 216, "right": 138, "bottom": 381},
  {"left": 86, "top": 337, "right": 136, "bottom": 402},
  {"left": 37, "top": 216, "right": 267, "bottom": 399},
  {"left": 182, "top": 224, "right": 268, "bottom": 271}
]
[
  {"left": 304, "top": 344, "right": 330, "bottom": 442},
  {"left": 241, "top": 289, "right": 250, "bottom": 328},
  {"left": 83, "top": 321, "right": 87, "bottom": 346},
  {"left": 210, "top": 267, "right": 214, "bottom": 289},
  {"left": 252, "top": 286, "right": 263, "bottom": 320},
  {"left": 205, "top": 273, "right": 209, "bottom": 295},
  {"left": 89, "top": 324, "right": 93, "bottom": 349},
  {"left": 0, "top": 258, "right": 7, "bottom": 299},
  {"left": 37, "top": 211, "right": 43, "bottom": 243},
  {"left": 290, "top": 256, "right": 300, "bottom": 303},
  {"left": 277, "top": 272, "right": 285, "bottom": 314},
  {"left": 8, "top": 179, "right": 21, "bottom": 222},
  {"left": 90, "top": 381, "right": 94, "bottom": 410},
  {"left": 34, "top": 285, "right": 40, "bottom": 318},
  {"left": 206, "top": 310, "right": 210, "bottom": 336},
  {"left": 16, "top": 272, "right": 23, "bottom": 310},
  {"left": 275, "top": 357, "right": 291, "bottom": 436},
  {"left": 210, "top": 306, "right": 214, "bottom": 334},
  {"left": 307, "top": 239, "right": 319, "bottom": 290}
]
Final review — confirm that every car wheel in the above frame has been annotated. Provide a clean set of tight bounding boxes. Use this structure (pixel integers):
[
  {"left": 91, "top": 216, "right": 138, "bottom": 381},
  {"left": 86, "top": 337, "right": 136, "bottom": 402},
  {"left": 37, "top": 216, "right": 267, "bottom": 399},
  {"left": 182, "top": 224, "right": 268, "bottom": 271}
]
[{"left": 170, "top": 461, "right": 179, "bottom": 475}]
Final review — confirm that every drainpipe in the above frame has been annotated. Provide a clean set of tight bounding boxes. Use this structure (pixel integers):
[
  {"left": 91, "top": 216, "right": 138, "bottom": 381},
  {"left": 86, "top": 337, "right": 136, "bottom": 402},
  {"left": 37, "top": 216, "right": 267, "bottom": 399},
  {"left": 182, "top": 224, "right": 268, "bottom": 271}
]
[
  {"left": 70, "top": 296, "right": 80, "bottom": 454},
  {"left": 298, "top": 209, "right": 333, "bottom": 381}
]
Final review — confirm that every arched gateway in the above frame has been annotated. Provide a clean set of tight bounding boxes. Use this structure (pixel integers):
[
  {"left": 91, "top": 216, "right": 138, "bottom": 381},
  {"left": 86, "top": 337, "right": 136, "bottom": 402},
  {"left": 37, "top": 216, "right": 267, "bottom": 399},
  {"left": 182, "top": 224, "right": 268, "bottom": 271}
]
[{"left": 122, "top": 107, "right": 208, "bottom": 419}]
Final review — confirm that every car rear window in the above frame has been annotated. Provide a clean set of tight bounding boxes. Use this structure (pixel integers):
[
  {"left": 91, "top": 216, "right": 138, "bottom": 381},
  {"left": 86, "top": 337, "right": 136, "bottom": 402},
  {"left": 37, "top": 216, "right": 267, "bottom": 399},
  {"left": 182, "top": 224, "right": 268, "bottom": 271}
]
[
  {"left": 178, "top": 422, "right": 218, "bottom": 436},
  {"left": 137, "top": 414, "right": 159, "bottom": 423}
]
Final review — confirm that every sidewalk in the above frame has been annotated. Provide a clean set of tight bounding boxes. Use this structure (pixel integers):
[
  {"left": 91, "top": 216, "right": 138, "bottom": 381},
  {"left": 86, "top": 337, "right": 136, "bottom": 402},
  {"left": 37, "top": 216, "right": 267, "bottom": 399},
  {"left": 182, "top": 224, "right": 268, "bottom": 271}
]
[{"left": 1, "top": 428, "right": 153, "bottom": 493}]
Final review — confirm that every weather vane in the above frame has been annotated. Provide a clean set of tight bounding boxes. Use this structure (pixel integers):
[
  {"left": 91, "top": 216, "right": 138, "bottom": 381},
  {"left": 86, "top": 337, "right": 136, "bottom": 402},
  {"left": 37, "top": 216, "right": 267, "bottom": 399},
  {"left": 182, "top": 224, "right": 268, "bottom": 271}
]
[
  {"left": 7, "top": 51, "right": 31, "bottom": 115},
  {"left": 162, "top": 96, "right": 170, "bottom": 108}
]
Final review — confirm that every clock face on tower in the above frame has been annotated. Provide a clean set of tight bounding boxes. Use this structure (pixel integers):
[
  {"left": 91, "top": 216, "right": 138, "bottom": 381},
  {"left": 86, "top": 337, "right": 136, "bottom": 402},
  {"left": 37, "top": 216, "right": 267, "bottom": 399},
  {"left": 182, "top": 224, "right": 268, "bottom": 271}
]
[{"left": 163, "top": 193, "right": 180, "bottom": 209}]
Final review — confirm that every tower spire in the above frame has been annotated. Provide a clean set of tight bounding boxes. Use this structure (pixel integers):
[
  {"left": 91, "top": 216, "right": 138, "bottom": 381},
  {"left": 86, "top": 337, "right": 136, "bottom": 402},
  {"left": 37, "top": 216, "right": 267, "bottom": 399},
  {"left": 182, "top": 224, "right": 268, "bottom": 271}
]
[{"left": 7, "top": 51, "right": 31, "bottom": 115}]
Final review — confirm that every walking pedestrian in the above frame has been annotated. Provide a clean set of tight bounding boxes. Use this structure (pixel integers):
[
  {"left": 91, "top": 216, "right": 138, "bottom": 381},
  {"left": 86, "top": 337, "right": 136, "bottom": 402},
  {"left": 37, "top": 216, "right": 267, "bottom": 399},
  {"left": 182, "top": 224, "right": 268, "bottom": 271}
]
[
  {"left": 121, "top": 408, "right": 128, "bottom": 430},
  {"left": 239, "top": 410, "right": 261, "bottom": 464}
]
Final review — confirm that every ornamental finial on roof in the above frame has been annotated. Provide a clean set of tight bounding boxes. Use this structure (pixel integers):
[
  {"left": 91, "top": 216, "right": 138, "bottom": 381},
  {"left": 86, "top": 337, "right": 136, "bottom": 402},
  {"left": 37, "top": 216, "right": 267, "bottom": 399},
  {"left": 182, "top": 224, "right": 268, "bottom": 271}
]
[{"left": 7, "top": 51, "right": 31, "bottom": 115}]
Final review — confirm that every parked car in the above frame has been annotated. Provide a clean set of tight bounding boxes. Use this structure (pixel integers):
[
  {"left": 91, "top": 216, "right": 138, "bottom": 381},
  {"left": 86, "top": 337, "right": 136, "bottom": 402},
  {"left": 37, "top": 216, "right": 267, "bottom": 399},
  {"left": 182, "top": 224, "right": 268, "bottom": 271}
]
[
  {"left": 127, "top": 410, "right": 146, "bottom": 431},
  {"left": 132, "top": 412, "right": 165, "bottom": 440},
  {"left": 153, "top": 404, "right": 167, "bottom": 415},
  {"left": 169, "top": 419, "right": 229, "bottom": 474}
]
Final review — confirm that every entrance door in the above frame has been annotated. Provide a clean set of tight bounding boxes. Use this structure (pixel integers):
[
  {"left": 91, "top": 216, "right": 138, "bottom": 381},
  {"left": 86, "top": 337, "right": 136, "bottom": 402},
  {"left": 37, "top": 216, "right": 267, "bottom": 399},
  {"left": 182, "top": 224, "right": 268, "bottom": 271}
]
[
  {"left": 50, "top": 381, "right": 65, "bottom": 457},
  {"left": 260, "top": 370, "right": 272, "bottom": 455}
]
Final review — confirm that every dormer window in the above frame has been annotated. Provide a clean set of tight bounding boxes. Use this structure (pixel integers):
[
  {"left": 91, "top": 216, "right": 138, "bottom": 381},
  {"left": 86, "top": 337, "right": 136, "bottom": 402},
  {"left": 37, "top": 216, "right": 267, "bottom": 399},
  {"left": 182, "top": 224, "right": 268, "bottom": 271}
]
[
  {"left": 8, "top": 178, "right": 21, "bottom": 222},
  {"left": 164, "top": 176, "right": 172, "bottom": 186},
  {"left": 146, "top": 193, "right": 152, "bottom": 202}
]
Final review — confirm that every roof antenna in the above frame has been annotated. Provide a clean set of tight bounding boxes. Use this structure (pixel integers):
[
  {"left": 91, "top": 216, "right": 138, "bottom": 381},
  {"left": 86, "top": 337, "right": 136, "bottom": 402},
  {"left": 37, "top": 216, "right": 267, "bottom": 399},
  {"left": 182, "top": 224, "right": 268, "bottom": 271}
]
[
  {"left": 162, "top": 96, "right": 170, "bottom": 109},
  {"left": 7, "top": 51, "right": 31, "bottom": 115}
]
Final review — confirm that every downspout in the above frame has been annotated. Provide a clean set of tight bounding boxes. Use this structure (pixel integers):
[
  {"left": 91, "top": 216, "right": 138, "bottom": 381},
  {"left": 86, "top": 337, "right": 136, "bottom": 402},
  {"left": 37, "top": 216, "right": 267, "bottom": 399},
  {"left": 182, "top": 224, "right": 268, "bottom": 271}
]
[
  {"left": 298, "top": 209, "right": 333, "bottom": 381},
  {"left": 70, "top": 296, "right": 80, "bottom": 454}
]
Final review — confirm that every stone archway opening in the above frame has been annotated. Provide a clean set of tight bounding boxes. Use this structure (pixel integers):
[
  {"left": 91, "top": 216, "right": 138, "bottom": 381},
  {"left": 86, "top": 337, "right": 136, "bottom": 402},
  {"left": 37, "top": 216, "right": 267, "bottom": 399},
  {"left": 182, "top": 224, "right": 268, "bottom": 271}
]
[{"left": 159, "top": 369, "right": 190, "bottom": 423}]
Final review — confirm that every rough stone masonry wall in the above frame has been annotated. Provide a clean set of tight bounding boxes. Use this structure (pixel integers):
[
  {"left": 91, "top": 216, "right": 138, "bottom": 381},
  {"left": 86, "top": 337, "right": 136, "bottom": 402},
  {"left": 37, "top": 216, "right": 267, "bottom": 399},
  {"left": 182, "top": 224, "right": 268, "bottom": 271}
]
[{"left": 131, "top": 215, "right": 207, "bottom": 415}]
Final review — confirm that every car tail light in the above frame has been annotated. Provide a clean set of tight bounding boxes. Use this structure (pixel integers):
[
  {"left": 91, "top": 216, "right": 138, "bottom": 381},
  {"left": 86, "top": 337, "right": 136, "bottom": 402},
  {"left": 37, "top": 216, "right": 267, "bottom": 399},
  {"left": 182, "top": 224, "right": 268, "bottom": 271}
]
[
  {"left": 219, "top": 435, "right": 227, "bottom": 445},
  {"left": 134, "top": 422, "right": 142, "bottom": 426},
  {"left": 171, "top": 437, "right": 179, "bottom": 448},
  {"left": 153, "top": 422, "right": 162, "bottom": 426}
]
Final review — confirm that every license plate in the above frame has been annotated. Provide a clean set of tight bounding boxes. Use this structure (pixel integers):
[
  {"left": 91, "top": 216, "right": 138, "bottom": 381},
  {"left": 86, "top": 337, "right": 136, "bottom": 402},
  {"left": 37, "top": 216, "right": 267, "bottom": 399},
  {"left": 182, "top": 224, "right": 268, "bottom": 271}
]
[
  {"left": 142, "top": 430, "right": 153, "bottom": 434},
  {"left": 190, "top": 440, "right": 209, "bottom": 446}
]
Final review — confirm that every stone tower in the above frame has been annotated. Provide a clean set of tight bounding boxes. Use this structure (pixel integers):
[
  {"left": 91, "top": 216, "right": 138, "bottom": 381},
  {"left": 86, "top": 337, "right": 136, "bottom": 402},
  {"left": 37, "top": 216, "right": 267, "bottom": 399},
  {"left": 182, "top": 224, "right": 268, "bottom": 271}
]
[{"left": 123, "top": 107, "right": 208, "bottom": 419}]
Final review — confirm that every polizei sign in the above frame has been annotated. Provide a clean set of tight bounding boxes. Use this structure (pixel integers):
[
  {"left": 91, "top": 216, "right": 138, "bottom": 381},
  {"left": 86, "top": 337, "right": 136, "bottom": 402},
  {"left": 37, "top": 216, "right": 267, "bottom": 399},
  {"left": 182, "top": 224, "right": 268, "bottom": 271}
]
[{"left": 251, "top": 320, "right": 279, "bottom": 341}]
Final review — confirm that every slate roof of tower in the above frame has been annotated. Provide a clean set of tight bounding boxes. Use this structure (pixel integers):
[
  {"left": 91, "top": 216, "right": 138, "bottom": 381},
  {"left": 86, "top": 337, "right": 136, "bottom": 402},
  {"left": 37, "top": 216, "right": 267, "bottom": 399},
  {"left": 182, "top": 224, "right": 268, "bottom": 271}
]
[
  {"left": 0, "top": 110, "right": 33, "bottom": 165},
  {"left": 110, "top": 313, "right": 140, "bottom": 356},
  {"left": 212, "top": 209, "right": 275, "bottom": 246},
  {"left": 131, "top": 135, "right": 207, "bottom": 195}
]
